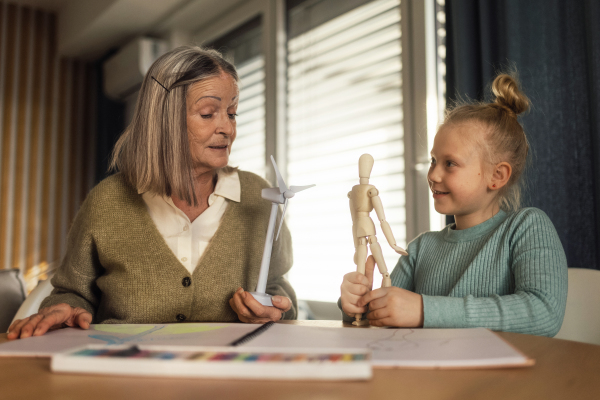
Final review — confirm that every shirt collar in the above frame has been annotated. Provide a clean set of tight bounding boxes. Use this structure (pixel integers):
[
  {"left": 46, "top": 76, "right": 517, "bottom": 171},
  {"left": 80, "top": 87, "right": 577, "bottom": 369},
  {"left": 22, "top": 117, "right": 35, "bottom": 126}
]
[
  {"left": 213, "top": 168, "right": 241, "bottom": 202},
  {"left": 442, "top": 209, "right": 508, "bottom": 243},
  {"left": 138, "top": 169, "right": 240, "bottom": 203}
]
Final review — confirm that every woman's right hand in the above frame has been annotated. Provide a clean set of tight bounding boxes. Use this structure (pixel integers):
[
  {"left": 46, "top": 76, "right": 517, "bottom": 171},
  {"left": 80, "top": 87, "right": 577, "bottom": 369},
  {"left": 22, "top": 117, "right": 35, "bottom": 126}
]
[
  {"left": 340, "top": 255, "right": 376, "bottom": 317},
  {"left": 7, "top": 303, "right": 92, "bottom": 340}
]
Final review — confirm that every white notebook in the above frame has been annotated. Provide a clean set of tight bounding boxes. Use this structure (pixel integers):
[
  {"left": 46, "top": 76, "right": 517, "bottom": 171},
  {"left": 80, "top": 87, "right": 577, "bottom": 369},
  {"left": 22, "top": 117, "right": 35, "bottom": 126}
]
[{"left": 241, "top": 325, "right": 534, "bottom": 368}]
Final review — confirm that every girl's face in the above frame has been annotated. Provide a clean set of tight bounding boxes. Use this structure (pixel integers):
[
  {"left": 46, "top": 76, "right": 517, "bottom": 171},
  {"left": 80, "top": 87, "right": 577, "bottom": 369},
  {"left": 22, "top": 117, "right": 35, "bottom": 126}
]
[
  {"left": 186, "top": 73, "right": 239, "bottom": 174},
  {"left": 427, "top": 123, "right": 497, "bottom": 228}
]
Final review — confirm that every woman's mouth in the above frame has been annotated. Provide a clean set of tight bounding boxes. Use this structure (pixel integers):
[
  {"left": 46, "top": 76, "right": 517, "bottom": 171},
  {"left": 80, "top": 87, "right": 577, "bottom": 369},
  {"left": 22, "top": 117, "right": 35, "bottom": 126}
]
[{"left": 208, "top": 144, "right": 228, "bottom": 150}]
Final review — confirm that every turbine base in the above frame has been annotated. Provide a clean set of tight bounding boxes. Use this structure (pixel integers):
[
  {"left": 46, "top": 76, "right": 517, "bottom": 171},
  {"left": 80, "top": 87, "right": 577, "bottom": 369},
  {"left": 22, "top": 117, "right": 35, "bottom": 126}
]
[{"left": 248, "top": 291, "right": 273, "bottom": 306}]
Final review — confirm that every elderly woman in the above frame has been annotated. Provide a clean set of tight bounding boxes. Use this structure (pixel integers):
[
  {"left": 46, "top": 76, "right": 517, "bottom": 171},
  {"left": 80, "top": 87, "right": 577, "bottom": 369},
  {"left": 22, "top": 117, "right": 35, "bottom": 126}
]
[{"left": 8, "top": 46, "right": 296, "bottom": 339}]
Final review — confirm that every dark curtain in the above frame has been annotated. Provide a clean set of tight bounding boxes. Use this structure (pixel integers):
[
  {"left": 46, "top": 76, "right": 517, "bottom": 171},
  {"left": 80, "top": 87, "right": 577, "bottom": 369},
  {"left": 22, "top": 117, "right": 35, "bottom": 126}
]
[
  {"left": 445, "top": 0, "right": 600, "bottom": 269},
  {"left": 94, "top": 52, "right": 125, "bottom": 184}
]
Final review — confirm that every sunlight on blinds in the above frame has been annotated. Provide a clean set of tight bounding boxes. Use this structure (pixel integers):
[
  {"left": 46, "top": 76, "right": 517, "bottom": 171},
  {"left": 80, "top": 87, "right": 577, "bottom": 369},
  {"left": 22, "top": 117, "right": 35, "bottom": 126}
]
[
  {"left": 286, "top": 0, "right": 405, "bottom": 302},
  {"left": 229, "top": 56, "right": 266, "bottom": 178}
]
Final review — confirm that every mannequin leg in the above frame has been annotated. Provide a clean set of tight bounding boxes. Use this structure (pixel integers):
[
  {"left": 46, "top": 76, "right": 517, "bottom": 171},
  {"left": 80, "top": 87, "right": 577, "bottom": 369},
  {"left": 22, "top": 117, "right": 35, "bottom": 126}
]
[
  {"left": 352, "top": 237, "right": 370, "bottom": 326},
  {"left": 355, "top": 237, "right": 368, "bottom": 275},
  {"left": 369, "top": 236, "right": 391, "bottom": 287}
]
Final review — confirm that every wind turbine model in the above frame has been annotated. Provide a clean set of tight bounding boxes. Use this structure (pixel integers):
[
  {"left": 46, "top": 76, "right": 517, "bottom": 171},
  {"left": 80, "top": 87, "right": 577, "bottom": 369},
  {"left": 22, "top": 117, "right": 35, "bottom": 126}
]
[{"left": 249, "top": 156, "right": 315, "bottom": 306}]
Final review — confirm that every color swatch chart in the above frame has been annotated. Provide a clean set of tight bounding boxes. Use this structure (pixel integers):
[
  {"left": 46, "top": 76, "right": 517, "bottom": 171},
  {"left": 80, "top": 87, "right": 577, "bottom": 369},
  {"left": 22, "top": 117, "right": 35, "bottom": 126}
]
[
  {"left": 70, "top": 346, "right": 368, "bottom": 363},
  {"left": 51, "top": 345, "right": 372, "bottom": 380}
]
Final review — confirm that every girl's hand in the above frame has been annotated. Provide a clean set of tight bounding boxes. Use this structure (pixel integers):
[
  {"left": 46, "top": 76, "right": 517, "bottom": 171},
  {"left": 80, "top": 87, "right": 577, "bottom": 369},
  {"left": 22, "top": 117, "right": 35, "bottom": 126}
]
[
  {"left": 340, "top": 256, "right": 376, "bottom": 317},
  {"left": 359, "top": 286, "right": 424, "bottom": 327},
  {"left": 7, "top": 303, "right": 92, "bottom": 340},
  {"left": 229, "top": 287, "right": 291, "bottom": 323}
]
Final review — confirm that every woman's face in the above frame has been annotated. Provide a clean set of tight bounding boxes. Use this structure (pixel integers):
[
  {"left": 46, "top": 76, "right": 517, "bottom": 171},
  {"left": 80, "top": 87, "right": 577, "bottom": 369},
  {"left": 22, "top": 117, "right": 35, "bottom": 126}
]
[{"left": 186, "top": 73, "right": 238, "bottom": 174}]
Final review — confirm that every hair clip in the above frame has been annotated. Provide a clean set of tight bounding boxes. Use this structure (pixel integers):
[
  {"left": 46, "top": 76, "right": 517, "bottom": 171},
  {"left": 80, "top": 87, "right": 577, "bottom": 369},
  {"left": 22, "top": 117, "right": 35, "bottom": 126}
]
[{"left": 151, "top": 76, "right": 170, "bottom": 93}]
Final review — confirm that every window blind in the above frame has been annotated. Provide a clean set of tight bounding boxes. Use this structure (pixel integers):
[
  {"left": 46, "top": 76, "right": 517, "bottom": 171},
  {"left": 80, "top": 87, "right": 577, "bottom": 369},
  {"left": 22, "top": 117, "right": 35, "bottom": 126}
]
[
  {"left": 211, "top": 19, "right": 266, "bottom": 178},
  {"left": 286, "top": 0, "right": 405, "bottom": 302},
  {"left": 229, "top": 56, "right": 266, "bottom": 178}
]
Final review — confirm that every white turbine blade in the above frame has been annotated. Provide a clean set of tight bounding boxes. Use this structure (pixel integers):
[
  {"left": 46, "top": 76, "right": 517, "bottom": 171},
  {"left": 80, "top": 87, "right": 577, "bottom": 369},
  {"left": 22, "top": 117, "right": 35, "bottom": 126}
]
[
  {"left": 275, "top": 199, "right": 288, "bottom": 241},
  {"left": 289, "top": 184, "right": 316, "bottom": 193},
  {"left": 270, "top": 155, "right": 288, "bottom": 193}
]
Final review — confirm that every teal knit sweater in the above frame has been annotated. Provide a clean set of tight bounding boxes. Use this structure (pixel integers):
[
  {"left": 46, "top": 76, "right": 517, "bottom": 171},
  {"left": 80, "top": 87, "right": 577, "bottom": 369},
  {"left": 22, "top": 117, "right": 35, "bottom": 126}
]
[{"left": 343, "top": 208, "right": 568, "bottom": 337}]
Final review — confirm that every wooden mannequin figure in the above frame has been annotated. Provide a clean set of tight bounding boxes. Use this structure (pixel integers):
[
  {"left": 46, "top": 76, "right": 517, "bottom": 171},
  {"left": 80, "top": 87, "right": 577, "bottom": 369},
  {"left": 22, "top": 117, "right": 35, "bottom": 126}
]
[{"left": 348, "top": 154, "right": 408, "bottom": 326}]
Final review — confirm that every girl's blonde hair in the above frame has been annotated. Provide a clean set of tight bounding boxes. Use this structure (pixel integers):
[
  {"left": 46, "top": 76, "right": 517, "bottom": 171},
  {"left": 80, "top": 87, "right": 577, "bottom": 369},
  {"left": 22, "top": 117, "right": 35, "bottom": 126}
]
[
  {"left": 109, "top": 46, "right": 238, "bottom": 206},
  {"left": 443, "top": 73, "right": 530, "bottom": 212}
]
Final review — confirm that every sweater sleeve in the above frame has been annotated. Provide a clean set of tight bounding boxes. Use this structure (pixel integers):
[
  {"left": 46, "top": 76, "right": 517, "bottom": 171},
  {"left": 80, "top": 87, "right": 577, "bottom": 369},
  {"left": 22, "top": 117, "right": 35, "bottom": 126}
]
[
  {"left": 390, "top": 235, "right": 420, "bottom": 291},
  {"left": 266, "top": 214, "right": 298, "bottom": 320},
  {"left": 422, "top": 209, "right": 568, "bottom": 337},
  {"left": 40, "top": 187, "right": 103, "bottom": 319}
]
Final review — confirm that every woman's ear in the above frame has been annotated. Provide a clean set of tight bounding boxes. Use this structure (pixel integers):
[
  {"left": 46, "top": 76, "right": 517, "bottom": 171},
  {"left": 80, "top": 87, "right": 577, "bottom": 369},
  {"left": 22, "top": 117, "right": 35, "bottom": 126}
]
[{"left": 489, "top": 162, "right": 512, "bottom": 191}]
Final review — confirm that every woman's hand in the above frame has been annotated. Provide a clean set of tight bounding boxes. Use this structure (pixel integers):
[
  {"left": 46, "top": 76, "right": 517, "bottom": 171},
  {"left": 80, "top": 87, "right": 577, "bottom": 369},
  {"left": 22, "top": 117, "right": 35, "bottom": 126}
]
[
  {"left": 229, "top": 288, "right": 292, "bottom": 323},
  {"left": 340, "top": 256, "right": 376, "bottom": 317},
  {"left": 7, "top": 303, "right": 92, "bottom": 340},
  {"left": 358, "top": 286, "right": 424, "bottom": 327}
]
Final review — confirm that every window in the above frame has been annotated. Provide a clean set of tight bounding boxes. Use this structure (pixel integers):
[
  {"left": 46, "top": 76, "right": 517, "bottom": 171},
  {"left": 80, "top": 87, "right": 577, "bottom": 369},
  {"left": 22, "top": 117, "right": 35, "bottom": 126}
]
[
  {"left": 193, "top": 0, "right": 437, "bottom": 309},
  {"left": 286, "top": 0, "right": 405, "bottom": 302},
  {"left": 210, "top": 17, "right": 266, "bottom": 178}
]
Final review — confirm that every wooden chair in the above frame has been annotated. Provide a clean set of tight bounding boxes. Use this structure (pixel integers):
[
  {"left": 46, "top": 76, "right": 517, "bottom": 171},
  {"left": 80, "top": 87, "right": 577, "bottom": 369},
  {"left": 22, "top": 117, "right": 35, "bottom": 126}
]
[{"left": 555, "top": 268, "right": 600, "bottom": 345}]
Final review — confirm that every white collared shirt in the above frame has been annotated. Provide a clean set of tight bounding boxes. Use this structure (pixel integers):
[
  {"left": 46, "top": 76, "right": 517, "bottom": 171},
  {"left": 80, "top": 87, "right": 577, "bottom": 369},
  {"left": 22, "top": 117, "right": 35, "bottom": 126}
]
[{"left": 141, "top": 169, "right": 241, "bottom": 274}]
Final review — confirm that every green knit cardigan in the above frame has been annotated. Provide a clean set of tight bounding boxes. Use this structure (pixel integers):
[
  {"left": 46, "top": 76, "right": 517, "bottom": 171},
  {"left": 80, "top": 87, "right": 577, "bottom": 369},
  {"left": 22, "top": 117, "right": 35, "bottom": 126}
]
[{"left": 40, "top": 171, "right": 297, "bottom": 323}]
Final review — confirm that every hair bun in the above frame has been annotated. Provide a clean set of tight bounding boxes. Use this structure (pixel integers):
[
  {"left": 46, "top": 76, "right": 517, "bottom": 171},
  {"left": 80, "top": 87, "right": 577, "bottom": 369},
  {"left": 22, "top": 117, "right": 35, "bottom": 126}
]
[{"left": 492, "top": 73, "right": 530, "bottom": 115}]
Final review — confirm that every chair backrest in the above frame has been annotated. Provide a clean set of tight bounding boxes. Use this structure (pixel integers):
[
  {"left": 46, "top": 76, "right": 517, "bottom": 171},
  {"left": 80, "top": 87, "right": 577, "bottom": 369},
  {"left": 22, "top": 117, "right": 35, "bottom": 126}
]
[
  {"left": 9, "top": 274, "right": 55, "bottom": 331},
  {"left": 0, "top": 270, "right": 27, "bottom": 333},
  {"left": 555, "top": 268, "right": 600, "bottom": 345}
]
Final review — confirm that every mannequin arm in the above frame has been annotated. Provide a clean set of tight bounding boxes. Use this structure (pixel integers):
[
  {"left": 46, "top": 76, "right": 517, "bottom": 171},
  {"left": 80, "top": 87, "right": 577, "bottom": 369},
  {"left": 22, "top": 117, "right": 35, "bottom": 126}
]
[{"left": 369, "top": 189, "right": 408, "bottom": 255}]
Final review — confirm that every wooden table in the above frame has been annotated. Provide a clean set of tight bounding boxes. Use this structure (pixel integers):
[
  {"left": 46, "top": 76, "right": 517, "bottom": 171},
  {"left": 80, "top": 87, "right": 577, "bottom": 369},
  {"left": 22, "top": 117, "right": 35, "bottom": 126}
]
[{"left": 1, "top": 320, "right": 599, "bottom": 400}]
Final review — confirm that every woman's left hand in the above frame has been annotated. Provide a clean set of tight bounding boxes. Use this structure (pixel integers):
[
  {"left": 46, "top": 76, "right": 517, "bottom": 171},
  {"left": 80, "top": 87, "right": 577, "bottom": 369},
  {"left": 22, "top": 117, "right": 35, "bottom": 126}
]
[
  {"left": 229, "top": 287, "right": 291, "bottom": 323},
  {"left": 358, "top": 286, "right": 424, "bottom": 327}
]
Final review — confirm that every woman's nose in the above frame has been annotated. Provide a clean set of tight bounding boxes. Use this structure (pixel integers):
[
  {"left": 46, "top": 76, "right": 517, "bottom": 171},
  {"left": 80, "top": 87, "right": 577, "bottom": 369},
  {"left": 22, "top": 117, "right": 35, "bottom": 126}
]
[{"left": 217, "top": 113, "right": 234, "bottom": 136}]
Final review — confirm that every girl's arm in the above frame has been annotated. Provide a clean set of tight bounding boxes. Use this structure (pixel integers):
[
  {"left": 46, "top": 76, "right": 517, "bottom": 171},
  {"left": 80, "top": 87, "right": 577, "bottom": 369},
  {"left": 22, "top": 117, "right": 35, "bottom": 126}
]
[{"left": 422, "top": 209, "right": 568, "bottom": 337}]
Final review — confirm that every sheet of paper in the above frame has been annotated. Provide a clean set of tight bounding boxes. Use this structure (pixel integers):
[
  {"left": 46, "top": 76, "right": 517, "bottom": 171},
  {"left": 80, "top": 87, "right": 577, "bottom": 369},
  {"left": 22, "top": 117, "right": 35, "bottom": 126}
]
[
  {"left": 0, "top": 323, "right": 259, "bottom": 357},
  {"left": 241, "top": 325, "right": 532, "bottom": 368}
]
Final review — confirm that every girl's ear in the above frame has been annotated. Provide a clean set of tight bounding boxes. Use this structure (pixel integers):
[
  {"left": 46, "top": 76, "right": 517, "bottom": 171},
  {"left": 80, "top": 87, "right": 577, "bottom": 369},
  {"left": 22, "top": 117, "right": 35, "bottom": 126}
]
[{"left": 489, "top": 162, "right": 512, "bottom": 191}]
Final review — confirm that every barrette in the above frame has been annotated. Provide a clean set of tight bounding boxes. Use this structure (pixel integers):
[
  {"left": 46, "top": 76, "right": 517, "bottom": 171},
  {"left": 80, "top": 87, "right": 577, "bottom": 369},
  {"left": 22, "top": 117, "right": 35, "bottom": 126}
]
[{"left": 151, "top": 76, "right": 170, "bottom": 93}]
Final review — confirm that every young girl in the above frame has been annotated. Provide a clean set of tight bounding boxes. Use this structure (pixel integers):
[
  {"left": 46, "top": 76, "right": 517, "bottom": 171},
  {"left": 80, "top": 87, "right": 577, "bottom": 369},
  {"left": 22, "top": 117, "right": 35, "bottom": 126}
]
[{"left": 340, "top": 73, "right": 568, "bottom": 337}]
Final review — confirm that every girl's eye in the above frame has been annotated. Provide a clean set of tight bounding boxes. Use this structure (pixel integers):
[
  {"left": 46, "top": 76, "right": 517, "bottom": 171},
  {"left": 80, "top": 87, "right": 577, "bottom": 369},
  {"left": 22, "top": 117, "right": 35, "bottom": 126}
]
[
  {"left": 201, "top": 114, "right": 212, "bottom": 119},
  {"left": 445, "top": 160, "right": 455, "bottom": 167},
  {"left": 430, "top": 157, "right": 436, "bottom": 165}
]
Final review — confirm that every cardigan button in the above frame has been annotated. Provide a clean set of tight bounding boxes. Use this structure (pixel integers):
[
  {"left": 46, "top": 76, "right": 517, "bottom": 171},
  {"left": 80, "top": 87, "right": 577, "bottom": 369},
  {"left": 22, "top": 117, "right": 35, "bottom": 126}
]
[
  {"left": 182, "top": 277, "right": 191, "bottom": 287},
  {"left": 176, "top": 314, "right": 186, "bottom": 322}
]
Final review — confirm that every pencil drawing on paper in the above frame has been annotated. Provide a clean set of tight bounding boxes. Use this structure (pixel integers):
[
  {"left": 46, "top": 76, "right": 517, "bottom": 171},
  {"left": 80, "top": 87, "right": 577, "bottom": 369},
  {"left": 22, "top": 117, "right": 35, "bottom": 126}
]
[{"left": 366, "top": 329, "right": 419, "bottom": 352}]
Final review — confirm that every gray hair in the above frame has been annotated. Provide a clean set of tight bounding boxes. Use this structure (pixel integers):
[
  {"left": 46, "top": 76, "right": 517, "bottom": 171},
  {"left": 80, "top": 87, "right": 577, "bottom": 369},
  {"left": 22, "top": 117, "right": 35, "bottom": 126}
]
[{"left": 110, "top": 46, "right": 238, "bottom": 206}]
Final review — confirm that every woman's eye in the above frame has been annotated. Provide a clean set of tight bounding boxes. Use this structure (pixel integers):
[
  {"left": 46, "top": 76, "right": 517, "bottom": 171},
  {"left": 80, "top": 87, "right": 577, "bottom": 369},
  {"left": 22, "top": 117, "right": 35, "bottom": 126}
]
[
  {"left": 228, "top": 113, "right": 238, "bottom": 120},
  {"left": 201, "top": 114, "right": 212, "bottom": 119}
]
